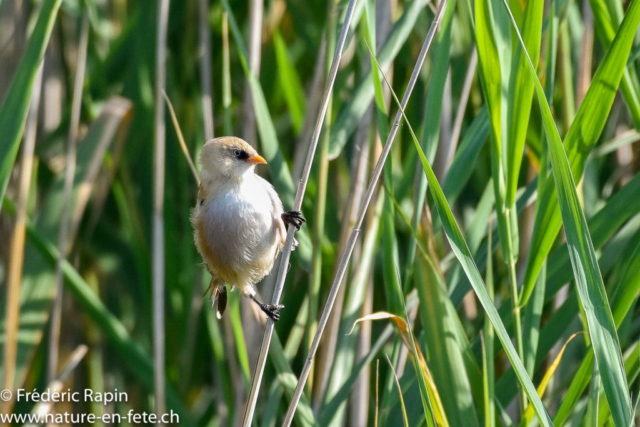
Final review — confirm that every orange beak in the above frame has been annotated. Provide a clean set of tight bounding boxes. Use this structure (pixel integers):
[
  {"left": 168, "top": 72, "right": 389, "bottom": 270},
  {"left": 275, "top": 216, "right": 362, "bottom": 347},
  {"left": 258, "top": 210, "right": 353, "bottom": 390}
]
[{"left": 247, "top": 154, "right": 267, "bottom": 165}]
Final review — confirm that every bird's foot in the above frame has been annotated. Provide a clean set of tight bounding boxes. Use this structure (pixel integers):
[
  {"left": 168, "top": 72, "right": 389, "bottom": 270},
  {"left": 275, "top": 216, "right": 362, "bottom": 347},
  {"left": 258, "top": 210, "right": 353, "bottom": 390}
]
[
  {"left": 282, "top": 210, "right": 306, "bottom": 231},
  {"left": 260, "top": 303, "right": 285, "bottom": 321},
  {"left": 203, "top": 279, "right": 215, "bottom": 299},
  {"left": 250, "top": 294, "right": 284, "bottom": 321}
]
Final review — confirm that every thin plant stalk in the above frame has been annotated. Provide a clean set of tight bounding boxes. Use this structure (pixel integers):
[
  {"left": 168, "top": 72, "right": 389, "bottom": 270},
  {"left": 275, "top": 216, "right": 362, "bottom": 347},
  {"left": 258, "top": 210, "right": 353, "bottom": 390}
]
[
  {"left": 437, "top": 48, "right": 477, "bottom": 179},
  {"left": 153, "top": 0, "right": 170, "bottom": 420},
  {"left": 386, "top": 354, "right": 410, "bottom": 427},
  {"left": 242, "top": 0, "right": 263, "bottom": 146},
  {"left": 374, "top": 359, "right": 379, "bottom": 427},
  {"left": 48, "top": 12, "right": 89, "bottom": 384},
  {"left": 309, "top": 0, "right": 336, "bottom": 399},
  {"left": 240, "top": 1, "right": 359, "bottom": 424},
  {"left": 292, "top": 37, "right": 327, "bottom": 183},
  {"left": 162, "top": 91, "right": 199, "bottom": 182},
  {"left": 307, "top": 85, "right": 331, "bottom": 395},
  {"left": 198, "top": 0, "right": 214, "bottom": 141},
  {"left": 508, "top": 253, "right": 525, "bottom": 411},
  {"left": 282, "top": 1, "right": 448, "bottom": 423},
  {"left": 316, "top": 106, "right": 373, "bottom": 415},
  {"left": 349, "top": 4, "right": 392, "bottom": 420},
  {"left": 577, "top": 0, "right": 593, "bottom": 107},
  {"left": 1, "top": 62, "right": 43, "bottom": 416},
  {"left": 222, "top": 13, "right": 232, "bottom": 135}
]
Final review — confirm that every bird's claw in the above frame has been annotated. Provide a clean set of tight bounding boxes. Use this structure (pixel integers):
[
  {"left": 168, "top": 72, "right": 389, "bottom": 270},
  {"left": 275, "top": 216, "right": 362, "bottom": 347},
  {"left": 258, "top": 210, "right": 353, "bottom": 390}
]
[
  {"left": 261, "top": 303, "right": 285, "bottom": 321},
  {"left": 282, "top": 210, "right": 306, "bottom": 231}
]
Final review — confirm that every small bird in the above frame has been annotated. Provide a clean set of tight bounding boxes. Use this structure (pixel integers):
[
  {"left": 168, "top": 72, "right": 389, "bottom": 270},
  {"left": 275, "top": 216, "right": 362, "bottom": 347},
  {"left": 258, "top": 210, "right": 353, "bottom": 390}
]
[{"left": 191, "top": 136, "right": 305, "bottom": 321}]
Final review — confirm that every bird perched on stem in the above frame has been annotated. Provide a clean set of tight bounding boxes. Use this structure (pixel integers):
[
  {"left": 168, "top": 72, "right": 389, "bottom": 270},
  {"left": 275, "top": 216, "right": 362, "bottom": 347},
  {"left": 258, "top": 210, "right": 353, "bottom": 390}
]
[{"left": 191, "top": 137, "right": 305, "bottom": 321}]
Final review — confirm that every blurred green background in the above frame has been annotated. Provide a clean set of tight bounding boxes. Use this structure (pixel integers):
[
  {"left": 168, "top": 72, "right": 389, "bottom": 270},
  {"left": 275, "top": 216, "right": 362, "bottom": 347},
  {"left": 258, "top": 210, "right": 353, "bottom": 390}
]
[{"left": 1, "top": 0, "right": 640, "bottom": 425}]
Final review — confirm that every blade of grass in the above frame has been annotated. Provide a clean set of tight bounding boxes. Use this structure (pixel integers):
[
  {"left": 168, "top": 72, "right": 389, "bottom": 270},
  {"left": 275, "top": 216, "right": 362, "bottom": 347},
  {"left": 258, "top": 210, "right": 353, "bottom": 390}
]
[
  {"left": 241, "top": 1, "right": 359, "bottom": 424},
  {"left": 554, "top": 233, "right": 640, "bottom": 425},
  {"left": 441, "top": 107, "right": 490, "bottom": 202},
  {"left": 274, "top": 30, "right": 306, "bottom": 134},
  {"left": 590, "top": 0, "right": 640, "bottom": 129},
  {"left": 545, "top": 172, "right": 640, "bottom": 298},
  {"left": 483, "top": 224, "right": 495, "bottom": 427},
  {"left": 505, "top": 0, "right": 544, "bottom": 209},
  {"left": 593, "top": 130, "right": 640, "bottom": 157},
  {"left": 373, "top": 39, "right": 554, "bottom": 427},
  {"left": 522, "top": 0, "right": 557, "bottom": 381},
  {"left": 519, "top": 332, "right": 582, "bottom": 427},
  {"left": 475, "top": 0, "right": 516, "bottom": 267},
  {"left": 585, "top": 362, "right": 601, "bottom": 426},
  {"left": 502, "top": 0, "right": 637, "bottom": 423},
  {"left": 0, "top": 0, "right": 62, "bottom": 211},
  {"left": 416, "top": 249, "right": 479, "bottom": 426},
  {"left": 597, "top": 340, "right": 640, "bottom": 425},
  {"left": 519, "top": 0, "right": 640, "bottom": 307},
  {"left": 281, "top": 3, "right": 448, "bottom": 423},
  {"left": 496, "top": 211, "right": 640, "bottom": 409}
]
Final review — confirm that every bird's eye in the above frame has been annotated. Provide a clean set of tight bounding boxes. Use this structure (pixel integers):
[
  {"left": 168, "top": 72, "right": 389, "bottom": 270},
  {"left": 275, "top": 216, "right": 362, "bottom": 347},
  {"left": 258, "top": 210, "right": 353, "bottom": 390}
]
[{"left": 234, "top": 150, "right": 242, "bottom": 157}]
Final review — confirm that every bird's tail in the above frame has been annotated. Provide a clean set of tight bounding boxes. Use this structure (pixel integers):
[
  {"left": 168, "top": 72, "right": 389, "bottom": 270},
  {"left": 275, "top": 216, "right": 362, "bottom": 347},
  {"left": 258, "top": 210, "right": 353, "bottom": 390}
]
[{"left": 206, "top": 280, "right": 227, "bottom": 319}]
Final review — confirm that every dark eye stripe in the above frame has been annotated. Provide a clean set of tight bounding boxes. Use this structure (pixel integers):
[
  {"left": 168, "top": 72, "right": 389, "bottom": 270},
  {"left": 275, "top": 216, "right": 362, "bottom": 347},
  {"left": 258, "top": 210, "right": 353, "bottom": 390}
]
[{"left": 234, "top": 149, "right": 250, "bottom": 160}]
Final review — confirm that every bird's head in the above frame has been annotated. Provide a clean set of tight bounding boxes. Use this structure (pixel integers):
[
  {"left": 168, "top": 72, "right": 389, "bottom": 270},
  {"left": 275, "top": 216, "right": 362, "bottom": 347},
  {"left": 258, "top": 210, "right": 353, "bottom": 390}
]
[{"left": 200, "top": 137, "right": 267, "bottom": 181}]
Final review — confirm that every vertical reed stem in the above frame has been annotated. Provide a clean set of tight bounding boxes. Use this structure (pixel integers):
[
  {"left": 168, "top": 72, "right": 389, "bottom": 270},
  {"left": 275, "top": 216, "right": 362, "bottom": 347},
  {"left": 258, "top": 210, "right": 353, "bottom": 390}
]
[
  {"left": 199, "top": 0, "right": 215, "bottom": 140},
  {"left": 242, "top": 0, "right": 263, "bottom": 146},
  {"left": 153, "top": 0, "right": 171, "bottom": 421}
]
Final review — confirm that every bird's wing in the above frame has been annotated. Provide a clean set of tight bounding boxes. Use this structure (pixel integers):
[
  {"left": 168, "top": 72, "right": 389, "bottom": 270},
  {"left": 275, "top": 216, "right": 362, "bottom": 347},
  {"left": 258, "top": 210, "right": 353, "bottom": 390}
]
[
  {"left": 257, "top": 176, "right": 290, "bottom": 246},
  {"left": 197, "top": 182, "right": 208, "bottom": 205},
  {"left": 258, "top": 176, "right": 284, "bottom": 215}
]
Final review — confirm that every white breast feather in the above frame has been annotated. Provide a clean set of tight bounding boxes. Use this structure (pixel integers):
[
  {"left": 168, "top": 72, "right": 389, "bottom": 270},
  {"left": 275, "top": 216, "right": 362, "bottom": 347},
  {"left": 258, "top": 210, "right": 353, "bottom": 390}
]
[{"left": 201, "top": 175, "right": 282, "bottom": 283}]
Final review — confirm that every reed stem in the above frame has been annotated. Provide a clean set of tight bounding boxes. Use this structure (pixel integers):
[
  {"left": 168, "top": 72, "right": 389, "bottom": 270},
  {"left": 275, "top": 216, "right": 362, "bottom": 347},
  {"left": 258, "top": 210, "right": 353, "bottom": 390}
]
[{"left": 153, "top": 0, "right": 171, "bottom": 420}]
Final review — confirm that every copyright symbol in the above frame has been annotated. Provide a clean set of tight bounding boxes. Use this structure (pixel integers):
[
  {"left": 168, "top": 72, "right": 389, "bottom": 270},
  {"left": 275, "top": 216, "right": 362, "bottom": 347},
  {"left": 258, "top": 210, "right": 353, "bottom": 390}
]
[{"left": 0, "top": 390, "right": 11, "bottom": 401}]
